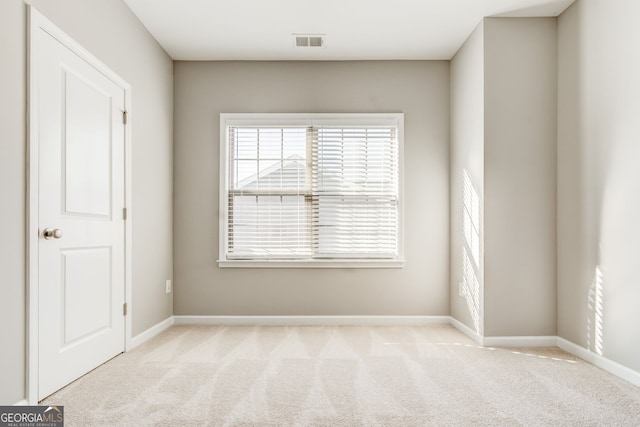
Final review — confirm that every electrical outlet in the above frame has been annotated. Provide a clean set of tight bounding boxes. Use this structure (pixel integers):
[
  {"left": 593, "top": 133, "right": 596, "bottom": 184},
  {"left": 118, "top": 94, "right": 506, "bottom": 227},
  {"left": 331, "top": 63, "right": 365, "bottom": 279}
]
[{"left": 165, "top": 279, "right": 172, "bottom": 294}]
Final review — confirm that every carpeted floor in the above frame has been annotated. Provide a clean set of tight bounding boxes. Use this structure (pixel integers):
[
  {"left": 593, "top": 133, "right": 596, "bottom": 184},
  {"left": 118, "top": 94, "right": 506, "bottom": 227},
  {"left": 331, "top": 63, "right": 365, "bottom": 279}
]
[{"left": 43, "top": 324, "right": 640, "bottom": 426}]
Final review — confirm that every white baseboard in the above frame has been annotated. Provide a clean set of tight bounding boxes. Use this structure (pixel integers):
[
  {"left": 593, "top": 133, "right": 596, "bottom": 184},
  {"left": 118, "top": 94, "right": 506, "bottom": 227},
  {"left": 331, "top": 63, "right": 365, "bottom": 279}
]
[
  {"left": 557, "top": 337, "right": 640, "bottom": 387},
  {"left": 449, "top": 317, "right": 483, "bottom": 345},
  {"left": 13, "top": 400, "right": 28, "bottom": 406},
  {"left": 449, "top": 319, "right": 640, "bottom": 387},
  {"left": 483, "top": 335, "right": 558, "bottom": 347},
  {"left": 128, "top": 315, "right": 640, "bottom": 389},
  {"left": 173, "top": 315, "right": 450, "bottom": 326},
  {"left": 449, "top": 317, "right": 556, "bottom": 348},
  {"left": 129, "top": 316, "right": 174, "bottom": 350}
]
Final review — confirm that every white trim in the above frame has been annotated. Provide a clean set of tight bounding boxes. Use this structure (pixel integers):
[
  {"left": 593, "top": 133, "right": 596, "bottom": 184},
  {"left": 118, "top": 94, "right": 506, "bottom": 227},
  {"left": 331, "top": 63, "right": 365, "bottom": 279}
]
[
  {"left": 41, "top": 313, "right": 640, "bottom": 390},
  {"left": 173, "top": 315, "right": 450, "bottom": 326},
  {"left": 450, "top": 318, "right": 640, "bottom": 386},
  {"left": 450, "top": 317, "right": 556, "bottom": 347},
  {"left": 483, "top": 335, "right": 558, "bottom": 347},
  {"left": 27, "top": 6, "right": 133, "bottom": 404},
  {"left": 27, "top": 6, "right": 39, "bottom": 405},
  {"left": 221, "top": 113, "right": 403, "bottom": 127},
  {"left": 13, "top": 400, "right": 29, "bottom": 406},
  {"left": 219, "top": 115, "right": 228, "bottom": 266},
  {"left": 218, "top": 113, "right": 405, "bottom": 268},
  {"left": 450, "top": 317, "right": 483, "bottom": 345},
  {"left": 557, "top": 337, "right": 640, "bottom": 388},
  {"left": 218, "top": 259, "right": 405, "bottom": 269},
  {"left": 129, "top": 317, "right": 175, "bottom": 350},
  {"left": 123, "top": 81, "right": 133, "bottom": 353}
]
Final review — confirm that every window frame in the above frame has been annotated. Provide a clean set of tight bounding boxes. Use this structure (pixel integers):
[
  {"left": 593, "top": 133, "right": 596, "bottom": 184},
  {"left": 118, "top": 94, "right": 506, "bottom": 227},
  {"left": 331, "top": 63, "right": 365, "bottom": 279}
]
[{"left": 218, "top": 113, "right": 405, "bottom": 268}]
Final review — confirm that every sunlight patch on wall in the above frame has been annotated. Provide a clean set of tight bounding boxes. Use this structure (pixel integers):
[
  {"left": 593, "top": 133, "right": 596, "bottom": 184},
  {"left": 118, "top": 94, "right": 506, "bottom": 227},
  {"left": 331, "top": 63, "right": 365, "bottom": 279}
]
[
  {"left": 462, "top": 247, "right": 481, "bottom": 334},
  {"left": 462, "top": 170, "right": 481, "bottom": 334},
  {"left": 587, "top": 266, "right": 604, "bottom": 356},
  {"left": 463, "top": 171, "right": 480, "bottom": 265}
]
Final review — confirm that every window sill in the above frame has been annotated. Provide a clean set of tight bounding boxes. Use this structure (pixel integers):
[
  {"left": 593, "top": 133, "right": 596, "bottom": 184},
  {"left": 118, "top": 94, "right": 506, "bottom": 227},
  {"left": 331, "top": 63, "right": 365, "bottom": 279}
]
[{"left": 217, "top": 259, "right": 405, "bottom": 269}]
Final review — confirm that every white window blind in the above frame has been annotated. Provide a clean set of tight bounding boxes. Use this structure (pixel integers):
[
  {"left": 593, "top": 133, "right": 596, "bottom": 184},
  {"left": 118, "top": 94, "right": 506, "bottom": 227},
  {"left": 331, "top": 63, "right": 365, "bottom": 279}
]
[
  {"left": 312, "top": 126, "right": 398, "bottom": 258},
  {"left": 228, "top": 127, "right": 311, "bottom": 258},
  {"left": 221, "top": 114, "right": 403, "bottom": 266}
]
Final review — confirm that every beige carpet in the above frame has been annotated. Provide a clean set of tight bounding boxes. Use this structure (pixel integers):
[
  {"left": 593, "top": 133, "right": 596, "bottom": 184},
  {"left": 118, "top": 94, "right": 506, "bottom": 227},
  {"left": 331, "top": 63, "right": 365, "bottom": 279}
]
[{"left": 43, "top": 325, "right": 640, "bottom": 426}]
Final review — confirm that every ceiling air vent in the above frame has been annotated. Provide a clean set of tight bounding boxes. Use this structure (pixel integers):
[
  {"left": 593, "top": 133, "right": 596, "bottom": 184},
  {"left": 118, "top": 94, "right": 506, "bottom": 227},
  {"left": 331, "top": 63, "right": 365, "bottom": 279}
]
[{"left": 293, "top": 34, "right": 325, "bottom": 48}]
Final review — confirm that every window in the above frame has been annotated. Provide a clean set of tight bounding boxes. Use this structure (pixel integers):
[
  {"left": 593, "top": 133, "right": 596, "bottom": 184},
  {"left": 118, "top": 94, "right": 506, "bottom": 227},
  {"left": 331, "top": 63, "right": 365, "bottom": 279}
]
[{"left": 219, "top": 113, "right": 404, "bottom": 268}]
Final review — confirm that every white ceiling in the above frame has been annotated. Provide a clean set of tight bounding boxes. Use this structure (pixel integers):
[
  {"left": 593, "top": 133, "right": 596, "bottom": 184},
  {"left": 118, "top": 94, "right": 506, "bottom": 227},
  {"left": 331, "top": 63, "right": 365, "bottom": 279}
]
[{"left": 123, "top": 0, "right": 575, "bottom": 60}]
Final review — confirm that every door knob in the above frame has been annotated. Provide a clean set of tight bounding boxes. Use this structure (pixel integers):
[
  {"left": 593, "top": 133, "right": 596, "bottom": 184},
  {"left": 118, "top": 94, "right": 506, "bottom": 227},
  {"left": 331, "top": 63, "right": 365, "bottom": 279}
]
[{"left": 43, "top": 228, "right": 63, "bottom": 240}]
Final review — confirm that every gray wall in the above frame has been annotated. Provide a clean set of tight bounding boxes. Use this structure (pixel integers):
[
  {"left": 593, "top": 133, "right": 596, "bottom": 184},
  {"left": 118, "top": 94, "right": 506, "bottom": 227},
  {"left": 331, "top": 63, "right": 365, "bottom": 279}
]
[
  {"left": 558, "top": 0, "right": 640, "bottom": 371},
  {"left": 450, "top": 23, "right": 485, "bottom": 335},
  {"left": 0, "top": 0, "right": 173, "bottom": 404},
  {"left": 173, "top": 61, "right": 450, "bottom": 316},
  {"left": 483, "top": 18, "right": 557, "bottom": 337},
  {"left": 449, "top": 18, "right": 557, "bottom": 337}
]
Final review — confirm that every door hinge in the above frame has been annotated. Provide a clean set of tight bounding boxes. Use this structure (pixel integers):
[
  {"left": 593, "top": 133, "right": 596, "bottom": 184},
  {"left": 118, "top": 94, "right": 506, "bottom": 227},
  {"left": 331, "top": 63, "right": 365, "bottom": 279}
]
[
  {"left": 123, "top": 302, "right": 128, "bottom": 316},
  {"left": 123, "top": 207, "right": 127, "bottom": 220},
  {"left": 122, "top": 111, "right": 128, "bottom": 125}
]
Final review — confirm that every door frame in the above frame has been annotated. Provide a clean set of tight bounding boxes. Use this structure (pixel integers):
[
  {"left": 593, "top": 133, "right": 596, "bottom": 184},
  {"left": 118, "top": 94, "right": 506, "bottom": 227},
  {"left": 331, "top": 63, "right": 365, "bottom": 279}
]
[{"left": 27, "top": 6, "right": 133, "bottom": 404}]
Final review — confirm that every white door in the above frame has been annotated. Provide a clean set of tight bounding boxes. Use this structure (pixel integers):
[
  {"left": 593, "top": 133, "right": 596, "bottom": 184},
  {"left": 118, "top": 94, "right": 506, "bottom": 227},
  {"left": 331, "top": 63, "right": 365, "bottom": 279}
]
[{"left": 36, "top": 25, "right": 127, "bottom": 400}]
